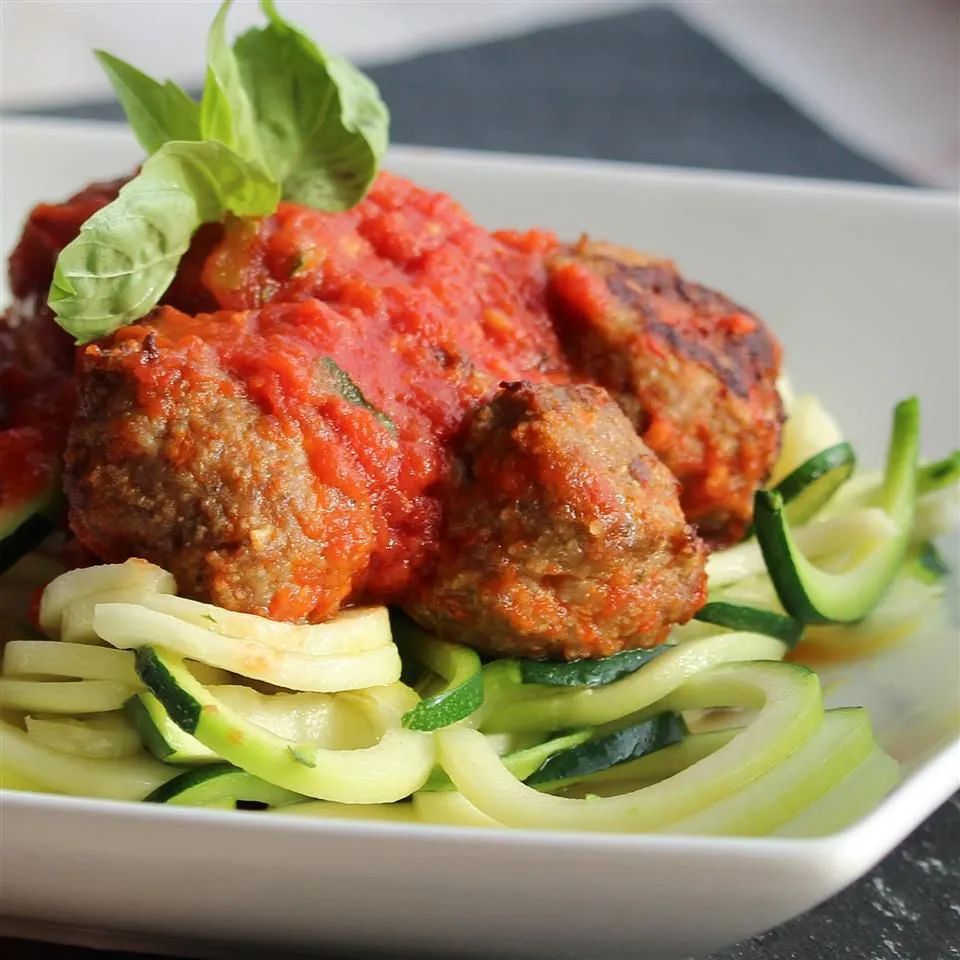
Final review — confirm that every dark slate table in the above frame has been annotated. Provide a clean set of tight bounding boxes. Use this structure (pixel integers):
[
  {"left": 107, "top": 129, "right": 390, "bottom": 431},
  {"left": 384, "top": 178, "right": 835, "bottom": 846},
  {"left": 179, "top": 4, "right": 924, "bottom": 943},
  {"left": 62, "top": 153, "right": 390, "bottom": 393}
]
[{"left": 3, "top": 7, "right": 956, "bottom": 960}]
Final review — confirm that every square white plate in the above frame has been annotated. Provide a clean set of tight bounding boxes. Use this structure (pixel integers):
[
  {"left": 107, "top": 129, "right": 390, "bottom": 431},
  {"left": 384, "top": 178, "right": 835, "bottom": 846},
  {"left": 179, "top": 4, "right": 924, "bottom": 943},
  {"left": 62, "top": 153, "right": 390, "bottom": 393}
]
[{"left": 1, "top": 119, "right": 958, "bottom": 960}]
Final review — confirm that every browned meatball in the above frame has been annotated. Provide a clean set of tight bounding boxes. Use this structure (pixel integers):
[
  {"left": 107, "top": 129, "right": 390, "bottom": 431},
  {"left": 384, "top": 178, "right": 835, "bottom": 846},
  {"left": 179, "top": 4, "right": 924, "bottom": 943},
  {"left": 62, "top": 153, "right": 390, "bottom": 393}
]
[
  {"left": 404, "top": 381, "right": 707, "bottom": 660},
  {"left": 547, "top": 240, "right": 783, "bottom": 545},
  {"left": 65, "top": 329, "right": 375, "bottom": 621}
]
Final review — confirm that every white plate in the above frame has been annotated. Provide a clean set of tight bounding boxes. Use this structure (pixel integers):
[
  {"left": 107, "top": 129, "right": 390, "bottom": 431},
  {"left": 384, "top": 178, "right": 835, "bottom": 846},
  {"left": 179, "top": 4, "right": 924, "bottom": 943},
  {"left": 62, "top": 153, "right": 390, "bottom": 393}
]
[{"left": 1, "top": 119, "right": 958, "bottom": 960}]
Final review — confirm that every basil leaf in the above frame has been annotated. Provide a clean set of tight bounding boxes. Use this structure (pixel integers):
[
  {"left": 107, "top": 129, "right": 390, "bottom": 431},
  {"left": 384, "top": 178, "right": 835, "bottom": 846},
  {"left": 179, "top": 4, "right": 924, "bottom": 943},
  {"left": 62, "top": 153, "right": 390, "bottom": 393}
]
[
  {"left": 49, "top": 140, "right": 279, "bottom": 343},
  {"left": 200, "top": 1, "right": 264, "bottom": 166},
  {"left": 318, "top": 357, "right": 396, "bottom": 433},
  {"left": 95, "top": 51, "right": 200, "bottom": 154},
  {"left": 49, "top": 0, "right": 389, "bottom": 340},
  {"left": 232, "top": 0, "right": 388, "bottom": 210}
]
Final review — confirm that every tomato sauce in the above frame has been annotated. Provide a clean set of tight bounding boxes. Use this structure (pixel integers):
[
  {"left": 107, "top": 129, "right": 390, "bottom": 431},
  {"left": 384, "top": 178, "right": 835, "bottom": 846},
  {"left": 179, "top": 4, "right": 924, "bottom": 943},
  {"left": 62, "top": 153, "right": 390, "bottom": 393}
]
[
  {"left": 0, "top": 368, "right": 74, "bottom": 514},
  {"left": 71, "top": 173, "right": 572, "bottom": 614},
  {"left": 0, "top": 182, "right": 119, "bottom": 522}
]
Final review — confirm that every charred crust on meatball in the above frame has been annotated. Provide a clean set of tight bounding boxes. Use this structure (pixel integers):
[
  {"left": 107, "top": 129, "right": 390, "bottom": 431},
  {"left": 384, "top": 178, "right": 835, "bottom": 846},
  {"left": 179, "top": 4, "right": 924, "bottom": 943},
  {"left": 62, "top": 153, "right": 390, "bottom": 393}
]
[
  {"left": 602, "top": 259, "right": 777, "bottom": 401},
  {"left": 140, "top": 331, "right": 159, "bottom": 363},
  {"left": 546, "top": 239, "right": 784, "bottom": 545}
]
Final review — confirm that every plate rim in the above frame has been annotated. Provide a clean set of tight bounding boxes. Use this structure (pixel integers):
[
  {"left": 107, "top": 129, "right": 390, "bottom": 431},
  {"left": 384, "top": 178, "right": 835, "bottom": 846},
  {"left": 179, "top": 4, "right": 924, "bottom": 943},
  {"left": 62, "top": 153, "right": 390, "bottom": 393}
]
[{"left": 1, "top": 114, "right": 956, "bottom": 206}]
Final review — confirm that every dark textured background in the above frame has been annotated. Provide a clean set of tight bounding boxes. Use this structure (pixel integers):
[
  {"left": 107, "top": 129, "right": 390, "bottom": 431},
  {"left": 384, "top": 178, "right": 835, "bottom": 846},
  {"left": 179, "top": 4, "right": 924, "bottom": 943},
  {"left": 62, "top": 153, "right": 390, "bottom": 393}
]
[
  {"left": 3, "top": 7, "right": 955, "bottom": 960},
  {"left": 9, "top": 7, "right": 905, "bottom": 185}
]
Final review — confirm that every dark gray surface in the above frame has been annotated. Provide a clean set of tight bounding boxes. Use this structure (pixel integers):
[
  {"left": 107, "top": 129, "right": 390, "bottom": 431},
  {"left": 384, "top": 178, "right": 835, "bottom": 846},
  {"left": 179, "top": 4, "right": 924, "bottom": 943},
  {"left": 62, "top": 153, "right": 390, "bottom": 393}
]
[
  {"left": 713, "top": 795, "right": 959, "bottom": 960},
  {"left": 4, "top": 6, "right": 953, "bottom": 960},
  {"left": 8, "top": 7, "right": 904, "bottom": 185}
]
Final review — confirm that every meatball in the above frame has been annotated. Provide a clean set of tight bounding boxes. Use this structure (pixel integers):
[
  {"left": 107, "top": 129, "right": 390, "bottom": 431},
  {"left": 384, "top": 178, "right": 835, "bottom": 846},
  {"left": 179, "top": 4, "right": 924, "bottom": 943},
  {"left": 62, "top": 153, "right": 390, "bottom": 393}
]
[
  {"left": 547, "top": 240, "right": 783, "bottom": 544},
  {"left": 404, "top": 381, "right": 707, "bottom": 660},
  {"left": 65, "top": 327, "right": 375, "bottom": 622}
]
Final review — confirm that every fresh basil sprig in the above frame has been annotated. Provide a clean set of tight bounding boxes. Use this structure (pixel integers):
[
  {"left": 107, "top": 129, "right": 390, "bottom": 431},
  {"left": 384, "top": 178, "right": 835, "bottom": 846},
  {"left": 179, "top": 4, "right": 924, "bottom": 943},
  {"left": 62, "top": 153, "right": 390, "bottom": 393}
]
[
  {"left": 49, "top": 142, "right": 279, "bottom": 342},
  {"left": 94, "top": 52, "right": 200, "bottom": 153},
  {"left": 49, "top": 0, "right": 389, "bottom": 343},
  {"left": 201, "top": 1, "right": 266, "bottom": 168},
  {"left": 234, "top": 0, "right": 389, "bottom": 211}
]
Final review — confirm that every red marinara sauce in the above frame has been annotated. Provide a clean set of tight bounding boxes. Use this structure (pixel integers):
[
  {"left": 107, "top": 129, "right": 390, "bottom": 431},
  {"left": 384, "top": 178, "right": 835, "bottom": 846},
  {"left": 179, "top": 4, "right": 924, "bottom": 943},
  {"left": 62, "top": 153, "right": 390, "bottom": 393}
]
[
  {"left": 0, "top": 368, "right": 74, "bottom": 521},
  {"left": 0, "top": 182, "right": 120, "bottom": 527},
  {"left": 96, "top": 173, "right": 572, "bottom": 617}
]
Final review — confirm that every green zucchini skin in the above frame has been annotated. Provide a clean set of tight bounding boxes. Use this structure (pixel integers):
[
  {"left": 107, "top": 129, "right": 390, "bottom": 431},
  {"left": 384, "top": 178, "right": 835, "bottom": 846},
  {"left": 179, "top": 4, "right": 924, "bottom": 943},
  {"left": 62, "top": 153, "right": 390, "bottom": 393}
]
[
  {"left": 419, "top": 729, "right": 593, "bottom": 793},
  {"left": 394, "top": 618, "right": 484, "bottom": 731},
  {"left": 517, "top": 646, "right": 666, "bottom": 688},
  {"left": 135, "top": 647, "right": 203, "bottom": 733},
  {"left": 908, "top": 542, "right": 950, "bottom": 584},
  {"left": 134, "top": 646, "right": 433, "bottom": 803},
  {"left": 754, "top": 397, "right": 919, "bottom": 624},
  {"left": 773, "top": 442, "right": 856, "bottom": 526},
  {"left": 917, "top": 450, "right": 960, "bottom": 495},
  {"left": 402, "top": 670, "right": 483, "bottom": 731},
  {"left": 753, "top": 490, "right": 822, "bottom": 624},
  {"left": 0, "top": 513, "right": 55, "bottom": 575},
  {"left": 0, "top": 480, "right": 62, "bottom": 575},
  {"left": 525, "top": 713, "right": 687, "bottom": 787},
  {"left": 144, "top": 762, "right": 303, "bottom": 808},
  {"left": 124, "top": 693, "right": 218, "bottom": 765},
  {"left": 695, "top": 602, "right": 803, "bottom": 648}
]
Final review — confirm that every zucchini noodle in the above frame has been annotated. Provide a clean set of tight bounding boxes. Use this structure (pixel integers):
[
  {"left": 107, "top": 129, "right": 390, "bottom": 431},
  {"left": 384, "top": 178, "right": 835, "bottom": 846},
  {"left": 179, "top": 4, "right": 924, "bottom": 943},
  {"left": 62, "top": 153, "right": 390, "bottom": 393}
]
[
  {"left": 707, "top": 508, "right": 897, "bottom": 589},
  {"left": 479, "top": 632, "right": 786, "bottom": 734},
  {"left": 136, "top": 647, "right": 434, "bottom": 803},
  {"left": 3, "top": 640, "right": 140, "bottom": 685},
  {"left": 434, "top": 662, "right": 822, "bottom": 832},
  {"left": 533, "top": 728, "right": 737, "bottom": 793},
  {"left": 412, "top": 791, "right": 502, "bottom": 827},
  {"left": 24, "top": 714, "right": 142, "bottom": 759},
  {"left": 0, "top": 393, "right": 955, "bottom": 838},
  {"left": 774, "top": 747, "right": 901, "bottom": 838},
  {"left": 94, "top": 603, "right": 400, "bottom": 692},
  {"left": 913, "top": 486, "right": 960, "bottom": 543},
  {"left": 768, "top": 394, "right": 844, "bottom": 487},
  {"left": 0, "top": 678, "right": 137, "bottom": 714},
  {"left": 40, "top": 560, "right": 177, "bottom": 637},
  {"left": 63, "top": 589, "right": 392, "bottom": 654},
  {"left": 661, "top": 708, "right": 876, "bottom": 836},
  {"left": 0, "top": 763, "right": 50, "bottom": 793},
  {"left": 207, "top": 685, "right": 378, "bottom": 749},
  {"left": 0, "top": 718, "right": 176, "bottom": 799}
]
